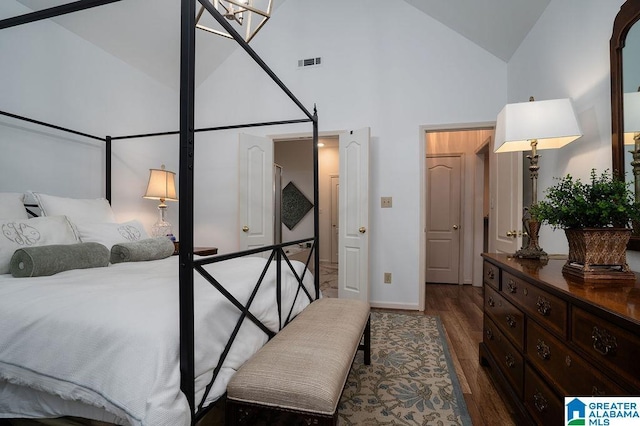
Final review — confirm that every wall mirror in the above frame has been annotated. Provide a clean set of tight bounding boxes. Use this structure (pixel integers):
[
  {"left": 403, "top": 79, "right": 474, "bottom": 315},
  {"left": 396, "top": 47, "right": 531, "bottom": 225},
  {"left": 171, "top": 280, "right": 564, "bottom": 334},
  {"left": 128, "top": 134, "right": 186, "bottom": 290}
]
[{"left": 611, "top": 0, "right": 640, "bottom": 250}]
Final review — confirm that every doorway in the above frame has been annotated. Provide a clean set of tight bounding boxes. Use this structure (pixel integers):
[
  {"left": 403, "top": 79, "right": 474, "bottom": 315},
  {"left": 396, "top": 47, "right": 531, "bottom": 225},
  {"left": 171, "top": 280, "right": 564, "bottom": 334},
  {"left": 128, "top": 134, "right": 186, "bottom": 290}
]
[
  {"left": 423, "top": 126, "right": 494, "bottom": 289},
  {"left": 274, "top": 136, "right": 340, "bottom": 294}
]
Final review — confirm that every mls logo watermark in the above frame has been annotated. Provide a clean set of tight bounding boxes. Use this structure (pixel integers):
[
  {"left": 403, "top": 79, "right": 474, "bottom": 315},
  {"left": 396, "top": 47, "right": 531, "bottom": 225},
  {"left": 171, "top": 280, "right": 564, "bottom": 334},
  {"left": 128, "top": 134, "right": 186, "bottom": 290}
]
[{"left": 566, "top": 397, "right": 640, "bottom": 426}]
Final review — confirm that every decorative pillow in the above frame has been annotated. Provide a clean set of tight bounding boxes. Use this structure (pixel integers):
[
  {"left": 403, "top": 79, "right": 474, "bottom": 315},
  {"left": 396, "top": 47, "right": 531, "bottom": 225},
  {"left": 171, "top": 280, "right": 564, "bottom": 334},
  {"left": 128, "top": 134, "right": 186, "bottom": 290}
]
[
  {"left": 31, "top": 192, "right": 116, "bottom": 224},
  {"left": 10, "top": 242, "right": 109, "bottom": 278},
  {"left": 0, "top": 193, "right": 28, "bottom": 220},
  {"left": 110, "top": 237, "right": 175, "bottom": 264},
  {"left": 75, "top": 220, "right": 149, "bottom": 251},
  {"left": 0, "top": 216, "right": 79, "bottom": 274}
]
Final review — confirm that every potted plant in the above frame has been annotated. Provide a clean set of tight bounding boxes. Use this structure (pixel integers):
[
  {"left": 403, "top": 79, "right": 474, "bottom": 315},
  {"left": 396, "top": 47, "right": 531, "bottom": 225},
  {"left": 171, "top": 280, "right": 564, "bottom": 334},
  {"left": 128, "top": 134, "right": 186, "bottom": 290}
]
[{"left": 529, "top": 169, "right": 640, "bottom": 281}]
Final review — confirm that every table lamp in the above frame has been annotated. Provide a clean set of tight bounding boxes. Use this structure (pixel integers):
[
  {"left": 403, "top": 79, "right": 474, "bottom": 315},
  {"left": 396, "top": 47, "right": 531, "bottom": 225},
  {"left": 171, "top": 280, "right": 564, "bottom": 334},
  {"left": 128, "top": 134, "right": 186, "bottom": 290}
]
[
  {"left": 143, "top": 164, "right": 178, "bottom": 237},
  {"left": 494, "top": 96, "right": 582, "bottom": 259}
]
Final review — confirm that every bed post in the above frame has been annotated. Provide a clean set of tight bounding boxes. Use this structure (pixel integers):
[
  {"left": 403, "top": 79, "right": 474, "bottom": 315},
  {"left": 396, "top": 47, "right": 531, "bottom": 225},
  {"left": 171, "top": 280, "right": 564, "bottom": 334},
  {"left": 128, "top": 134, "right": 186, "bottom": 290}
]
[
  {"left": 312, "top": 107, "right": 320, "bottom": 300},
  {"left": 105, "top": 136, "right": 112, "bottom": 203},
  {"left": 179, "top": 0, "right": 197, "bottom": 419}
]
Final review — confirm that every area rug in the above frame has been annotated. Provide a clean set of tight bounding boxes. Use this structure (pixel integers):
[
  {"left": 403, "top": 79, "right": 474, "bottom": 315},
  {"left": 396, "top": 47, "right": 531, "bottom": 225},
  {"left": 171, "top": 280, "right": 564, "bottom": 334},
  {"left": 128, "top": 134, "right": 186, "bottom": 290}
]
[{"left": 338, "top": 311, "right": 472, "bottom": 426}]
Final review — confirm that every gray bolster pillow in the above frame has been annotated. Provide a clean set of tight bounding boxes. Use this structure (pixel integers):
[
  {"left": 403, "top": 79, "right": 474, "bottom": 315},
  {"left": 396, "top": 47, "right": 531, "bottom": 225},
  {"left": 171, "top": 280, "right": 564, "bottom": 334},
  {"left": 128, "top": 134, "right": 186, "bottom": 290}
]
[
  {"left": 10, "top": 242, "right": 110, "bottom": 278},
  {"left": 110, "top": 237, "right": 175, "bottom": 264}
]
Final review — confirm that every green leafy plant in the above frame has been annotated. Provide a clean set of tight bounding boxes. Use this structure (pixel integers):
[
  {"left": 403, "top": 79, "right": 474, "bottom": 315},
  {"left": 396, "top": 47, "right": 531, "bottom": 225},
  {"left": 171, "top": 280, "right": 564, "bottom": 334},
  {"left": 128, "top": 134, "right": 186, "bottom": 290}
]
[{"left": 529, "top": 169, "right": 640, "bottom": 229}]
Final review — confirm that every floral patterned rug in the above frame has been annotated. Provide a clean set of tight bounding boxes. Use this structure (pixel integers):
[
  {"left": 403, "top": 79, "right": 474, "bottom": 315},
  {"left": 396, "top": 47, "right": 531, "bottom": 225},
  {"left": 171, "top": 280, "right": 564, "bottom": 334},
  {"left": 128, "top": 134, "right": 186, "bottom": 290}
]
[{"left": 338, "top": 311, "right": 472, "bottom": 426}]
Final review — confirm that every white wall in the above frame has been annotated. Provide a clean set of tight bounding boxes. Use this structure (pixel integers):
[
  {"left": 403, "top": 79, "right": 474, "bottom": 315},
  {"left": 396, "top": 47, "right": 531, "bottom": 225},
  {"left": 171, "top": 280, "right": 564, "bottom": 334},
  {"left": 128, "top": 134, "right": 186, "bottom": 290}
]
[
  {"left": 505, "top": 0, "right": 629, "bottom": 260},
  {"left": 1, "top": 0, "right": 509, "bottom": 309},
  {"left": 194, "top": 0, "right": 507, "bottom": 308},
  {"left": 0, "top": 1, "right": 178, "bottom": 236}
]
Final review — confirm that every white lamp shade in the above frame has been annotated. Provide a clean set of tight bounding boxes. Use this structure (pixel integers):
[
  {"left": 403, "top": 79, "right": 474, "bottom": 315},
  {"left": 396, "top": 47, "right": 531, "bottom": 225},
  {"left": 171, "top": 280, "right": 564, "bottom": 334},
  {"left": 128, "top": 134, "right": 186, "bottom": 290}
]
[
  {"left": 494, "top": 98, "right": 583, "bottom": 153},
  {"left": 143, "top": 167, "right": 178, "bottom": 201},
  {"left": 624, "top": 91, "right": 640, "bottom": 144}
]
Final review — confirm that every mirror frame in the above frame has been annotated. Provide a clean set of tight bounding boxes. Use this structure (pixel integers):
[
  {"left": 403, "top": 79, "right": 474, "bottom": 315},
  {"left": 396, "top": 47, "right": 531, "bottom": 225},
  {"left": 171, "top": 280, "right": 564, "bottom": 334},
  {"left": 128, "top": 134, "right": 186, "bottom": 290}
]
[{"left": 611, "top": 0, "right": 640, "bottom": 250}]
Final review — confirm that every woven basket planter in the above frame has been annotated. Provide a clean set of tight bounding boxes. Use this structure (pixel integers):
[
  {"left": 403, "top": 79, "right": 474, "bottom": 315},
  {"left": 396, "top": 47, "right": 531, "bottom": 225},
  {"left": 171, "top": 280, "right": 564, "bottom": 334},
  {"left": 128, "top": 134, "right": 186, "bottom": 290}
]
[{"left": 562, "top": 228, "right": 635, "bottom": 282}]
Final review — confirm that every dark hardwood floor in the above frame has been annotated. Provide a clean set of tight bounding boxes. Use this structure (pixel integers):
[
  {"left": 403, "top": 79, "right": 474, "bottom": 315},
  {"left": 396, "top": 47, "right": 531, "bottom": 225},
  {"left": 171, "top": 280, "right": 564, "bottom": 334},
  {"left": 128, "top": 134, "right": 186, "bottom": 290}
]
[{"left": 424, "top": 283, "right": 518, "bottom": 426}]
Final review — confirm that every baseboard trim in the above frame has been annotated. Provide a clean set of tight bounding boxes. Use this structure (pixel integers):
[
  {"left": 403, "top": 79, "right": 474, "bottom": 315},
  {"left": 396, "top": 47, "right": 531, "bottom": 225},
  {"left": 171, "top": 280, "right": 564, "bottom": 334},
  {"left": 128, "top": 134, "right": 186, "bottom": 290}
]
[{"left": 370, "top": 301, "right": 421, "bottom": 311}]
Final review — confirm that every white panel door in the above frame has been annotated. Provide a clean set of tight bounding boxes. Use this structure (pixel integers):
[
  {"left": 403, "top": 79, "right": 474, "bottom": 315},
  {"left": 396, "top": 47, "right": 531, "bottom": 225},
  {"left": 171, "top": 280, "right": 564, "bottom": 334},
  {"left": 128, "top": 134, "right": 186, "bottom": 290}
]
[
  {"left": 338, "top": 128, "right": 370, "bottom": 302},
  {"left": 239, "top": 133, "right": 273, "bottom": 251},
  {"left": 330, "top": 175, "right": 340, "bottom": 264},
  {"left": 489, "top": 148, "right": 522, "bottom": 254},
  {"left": 425, "top": 155, "right": 462, "bottom": 284}
]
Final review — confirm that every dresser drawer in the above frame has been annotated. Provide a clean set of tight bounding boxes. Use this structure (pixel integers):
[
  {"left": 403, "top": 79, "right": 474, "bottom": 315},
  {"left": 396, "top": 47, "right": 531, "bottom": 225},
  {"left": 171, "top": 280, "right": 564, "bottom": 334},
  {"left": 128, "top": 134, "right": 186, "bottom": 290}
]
[
  {"left": 571, "top": 307, "right": 640, "bottom": 390},
  {"left": 483, "top": 260, "right": 500, "bottom": 290},
  {"left": 502, "top": 271, "right": 567, "bottom": 338},
  {"left": 524, "top": 364, "right": 563, "bottom": 426},
  {"left": 485, "top": 286, "right": 524, "bottom": 350},
  {"left": 483, "top": 314, "right": 524, "bottom": 398},
  {"left": 526, "top": 320, "right": 627, "bottom": 397}
]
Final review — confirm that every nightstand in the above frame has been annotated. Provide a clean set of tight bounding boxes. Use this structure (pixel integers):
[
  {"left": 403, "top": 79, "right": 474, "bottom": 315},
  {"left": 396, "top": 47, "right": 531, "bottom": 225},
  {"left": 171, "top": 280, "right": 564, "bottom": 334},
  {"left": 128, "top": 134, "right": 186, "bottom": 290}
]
[
  {"left": 173, "top": 242, "right": 218, "bottom": 256},
  {"left": 194, "top": 247, "right": 218, "bottom": 256}
]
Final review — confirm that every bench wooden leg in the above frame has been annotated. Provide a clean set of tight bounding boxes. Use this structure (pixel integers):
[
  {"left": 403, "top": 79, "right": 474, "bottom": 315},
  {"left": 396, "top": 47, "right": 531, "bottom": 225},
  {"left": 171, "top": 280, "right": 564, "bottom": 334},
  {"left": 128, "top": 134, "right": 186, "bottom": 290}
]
[
  {"left": 226, "top": 399, "right": 337, "bottom": 425},
  {"left": 359, "top": 315, "right": 371, "bottom": 366}
]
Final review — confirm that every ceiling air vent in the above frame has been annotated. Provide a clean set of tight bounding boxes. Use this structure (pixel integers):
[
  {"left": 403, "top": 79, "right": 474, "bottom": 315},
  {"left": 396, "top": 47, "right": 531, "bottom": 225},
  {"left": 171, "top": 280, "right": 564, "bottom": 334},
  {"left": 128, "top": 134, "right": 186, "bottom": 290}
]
[{"left": 298, "top": 57, "right": 322, "bottom": 68}]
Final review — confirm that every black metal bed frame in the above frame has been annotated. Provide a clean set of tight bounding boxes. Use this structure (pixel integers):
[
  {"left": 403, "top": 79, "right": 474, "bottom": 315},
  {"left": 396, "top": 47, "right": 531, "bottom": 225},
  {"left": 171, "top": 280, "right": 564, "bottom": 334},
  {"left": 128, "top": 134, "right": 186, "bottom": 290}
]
[{"left": 0, "top": 1, "right": 320, "bottom": 423}]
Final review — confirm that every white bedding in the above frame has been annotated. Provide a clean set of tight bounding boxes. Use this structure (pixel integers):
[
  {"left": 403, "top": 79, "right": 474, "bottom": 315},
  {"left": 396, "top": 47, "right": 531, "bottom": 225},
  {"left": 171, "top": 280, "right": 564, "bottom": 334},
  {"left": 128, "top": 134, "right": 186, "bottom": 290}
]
[{"left": 0, "top": 255, "right": 315, "bottom": 425}]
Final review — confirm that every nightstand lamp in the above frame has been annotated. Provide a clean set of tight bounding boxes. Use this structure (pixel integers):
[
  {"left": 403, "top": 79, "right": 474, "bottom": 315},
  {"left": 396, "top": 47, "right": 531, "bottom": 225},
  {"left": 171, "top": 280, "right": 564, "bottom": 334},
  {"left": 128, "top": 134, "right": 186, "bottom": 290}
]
[{"left": 143, "top": 164, "right": 178, "bottom": 237}]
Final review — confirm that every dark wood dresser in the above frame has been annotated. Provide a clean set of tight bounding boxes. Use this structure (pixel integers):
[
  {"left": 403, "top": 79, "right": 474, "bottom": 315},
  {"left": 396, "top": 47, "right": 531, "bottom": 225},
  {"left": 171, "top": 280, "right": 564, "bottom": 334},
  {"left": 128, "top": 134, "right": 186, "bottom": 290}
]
[{"left": 480, "top": 253, "right": 640, "bottom": 425}]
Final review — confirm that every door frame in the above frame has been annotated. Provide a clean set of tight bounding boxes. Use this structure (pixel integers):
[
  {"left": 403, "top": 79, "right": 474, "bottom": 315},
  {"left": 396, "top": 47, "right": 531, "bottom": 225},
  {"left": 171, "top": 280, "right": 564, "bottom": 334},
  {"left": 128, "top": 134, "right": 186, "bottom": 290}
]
[{"left": 418, "top": 122, "right": 495, "bottom": 310}]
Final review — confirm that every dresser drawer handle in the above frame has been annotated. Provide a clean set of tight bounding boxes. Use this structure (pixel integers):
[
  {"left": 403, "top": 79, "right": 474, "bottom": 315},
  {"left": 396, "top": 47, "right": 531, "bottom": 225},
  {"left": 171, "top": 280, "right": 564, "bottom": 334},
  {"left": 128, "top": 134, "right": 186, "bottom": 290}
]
[
  {"left": 536, "top": 339, "right": 551, "bottom": 360},
  {"left": 505, "top": 314, "right": 516, "bottom": 328},
  {"left": 507, "top": 279, "right": 517, "bottom": 293},
  {"left": 488, "top": 296, "right": 495, "bottom": 307},
  {"left": 536, "top": 296, "right": 551, "bottom": 316},
  {"left": 487, "top": 268, "right": 495, "bottom": 280},
  {"left": 592, "top": 326, "right": 618, "bottom": 356},
  {"left": 592, "top": 386, "right": 606, "bottom": 396},
  {"left": 485, "top": 328, "right": 494, "bottom": 341},
  {"left": 505, "top": 353, "right": 516, "bottom": 368},
  {"left": 533, "top": 391, "right": 548, "bottom": 413}
]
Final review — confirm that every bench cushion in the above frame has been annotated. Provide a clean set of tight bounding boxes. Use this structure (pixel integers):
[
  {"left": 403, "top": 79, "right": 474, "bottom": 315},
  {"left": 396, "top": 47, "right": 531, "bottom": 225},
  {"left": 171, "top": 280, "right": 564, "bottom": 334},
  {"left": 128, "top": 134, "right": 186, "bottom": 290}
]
[{"left": 226, "top": 298, "right": 370, "bottom": 415}]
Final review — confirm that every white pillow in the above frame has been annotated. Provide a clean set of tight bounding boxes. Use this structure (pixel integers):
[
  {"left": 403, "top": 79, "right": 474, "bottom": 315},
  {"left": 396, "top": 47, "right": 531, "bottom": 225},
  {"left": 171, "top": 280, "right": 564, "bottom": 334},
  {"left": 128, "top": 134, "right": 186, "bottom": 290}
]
[
  {"left": 0, "top": 193, "right": 28, "bottom": 220},
  {"left": 75, "top": 220, "right": 149, "bottom": 251},
  {"left": 0, "top": 215, "right": 80, "bottom": 274},
  {"left": 31, "top": 192, "right": 116, "bottom": 224}
]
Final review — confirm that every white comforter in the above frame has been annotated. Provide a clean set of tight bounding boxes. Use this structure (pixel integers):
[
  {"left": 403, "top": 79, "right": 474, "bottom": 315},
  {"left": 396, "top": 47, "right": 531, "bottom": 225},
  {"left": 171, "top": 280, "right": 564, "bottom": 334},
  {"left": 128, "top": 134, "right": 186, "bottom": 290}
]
[{"left": 0, "top": 255, "right": 315, "bottom": 425}]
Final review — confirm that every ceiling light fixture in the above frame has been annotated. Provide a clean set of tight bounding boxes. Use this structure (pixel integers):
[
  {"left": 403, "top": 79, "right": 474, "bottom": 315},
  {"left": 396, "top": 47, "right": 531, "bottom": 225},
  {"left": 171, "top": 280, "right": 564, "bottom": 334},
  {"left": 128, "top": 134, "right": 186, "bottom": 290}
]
[{"left": 196, "top": 0, "right": 272, "bottom": 43}]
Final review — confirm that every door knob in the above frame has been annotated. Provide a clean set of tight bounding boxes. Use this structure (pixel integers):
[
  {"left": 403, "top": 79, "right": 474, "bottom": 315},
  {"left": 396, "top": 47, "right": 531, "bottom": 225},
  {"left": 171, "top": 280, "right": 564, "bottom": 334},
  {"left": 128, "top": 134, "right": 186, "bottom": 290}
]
[
  {"left": 452, "top": 225, "right": 459, "bottom": 230},
  {"left": 506, "top": 230, "right": 516, "bottom": 237},
  {"left": 359, "top": 227, "right": 366, "bottom": 234},
  {"left": 242, "top": 225, "right": 249, "bottom": 232}
]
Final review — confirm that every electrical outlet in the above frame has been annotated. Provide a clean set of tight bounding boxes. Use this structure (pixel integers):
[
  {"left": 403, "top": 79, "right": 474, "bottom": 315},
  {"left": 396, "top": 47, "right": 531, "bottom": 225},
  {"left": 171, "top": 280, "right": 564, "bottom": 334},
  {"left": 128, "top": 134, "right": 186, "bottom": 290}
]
[
  {"left": 384, "top": 272, "right": 392, "bottom": 284},
  {"left": 381, "top": 197, "right": 392, "bottom": 208}
]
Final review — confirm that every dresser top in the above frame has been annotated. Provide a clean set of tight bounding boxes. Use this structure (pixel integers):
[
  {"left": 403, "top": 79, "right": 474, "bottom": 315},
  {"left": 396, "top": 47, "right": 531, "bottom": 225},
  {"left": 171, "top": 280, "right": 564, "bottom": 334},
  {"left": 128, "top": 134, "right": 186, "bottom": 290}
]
[{"left": 482, "top": 253, "right": 640, "bottom": 325}]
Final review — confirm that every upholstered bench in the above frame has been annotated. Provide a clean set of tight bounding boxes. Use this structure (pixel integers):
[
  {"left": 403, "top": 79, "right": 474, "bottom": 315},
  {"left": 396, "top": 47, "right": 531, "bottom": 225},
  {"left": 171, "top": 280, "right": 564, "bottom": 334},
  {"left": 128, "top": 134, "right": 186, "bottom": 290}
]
[{"left": 225, "top": 298, "right": 371, "bottom": 426}]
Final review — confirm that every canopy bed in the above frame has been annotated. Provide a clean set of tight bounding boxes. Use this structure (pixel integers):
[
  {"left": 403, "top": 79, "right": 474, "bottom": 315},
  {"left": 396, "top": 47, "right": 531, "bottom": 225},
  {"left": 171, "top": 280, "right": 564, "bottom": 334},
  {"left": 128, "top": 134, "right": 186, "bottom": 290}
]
[{"left": 0, "top": 1, "right": 320, "bottom": 424}]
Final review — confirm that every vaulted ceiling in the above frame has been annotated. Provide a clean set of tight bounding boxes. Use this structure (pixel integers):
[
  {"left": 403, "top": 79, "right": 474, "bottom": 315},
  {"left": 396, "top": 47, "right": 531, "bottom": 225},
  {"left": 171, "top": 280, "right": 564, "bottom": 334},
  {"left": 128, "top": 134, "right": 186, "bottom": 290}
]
[{"left": 5, "top": 0, "right": 551, "bottom": 89}]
